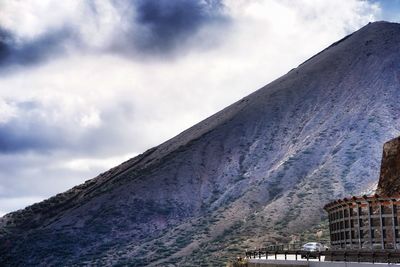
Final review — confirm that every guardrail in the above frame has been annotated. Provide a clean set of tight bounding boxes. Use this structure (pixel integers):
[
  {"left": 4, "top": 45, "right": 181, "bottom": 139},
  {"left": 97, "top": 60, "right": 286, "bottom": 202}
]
[{"left": 244, "top": 250, "right": 400, "bottom": 264}]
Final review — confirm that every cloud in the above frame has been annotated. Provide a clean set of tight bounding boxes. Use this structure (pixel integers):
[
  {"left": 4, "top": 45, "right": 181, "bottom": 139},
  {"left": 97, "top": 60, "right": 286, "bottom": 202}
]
[
  {"left": 0, "top": 27, "right": 74, "bottom": 67},
  {"left": 129, "top": 0, "right": 227, "bottom": 54},
  {"left": 0, "top": 0, "right": 382, "bottom": 214},
  {"left": 0, "top": 29, "right": 11, "bottom": 62},
  {"left": 0, "top": 97, "right": 140, "bottom": 155},
  {"left": 0, "top": 0, "right": 80, "bottom": 68},
  {"left": 0, "top": 0, "right": 229, "bottom": 67},
  {"left": 0, "top": 100, "right": 68, "bottom": 153}
]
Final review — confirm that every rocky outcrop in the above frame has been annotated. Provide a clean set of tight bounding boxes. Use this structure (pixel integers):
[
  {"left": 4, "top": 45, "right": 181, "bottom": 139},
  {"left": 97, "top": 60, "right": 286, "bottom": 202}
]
[{"left": 376, "top": 136, "right": 400, "bottom": 196}]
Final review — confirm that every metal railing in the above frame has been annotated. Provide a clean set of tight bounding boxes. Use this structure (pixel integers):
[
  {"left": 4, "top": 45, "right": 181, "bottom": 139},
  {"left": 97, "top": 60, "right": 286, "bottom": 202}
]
[{"left": 244, "top": 249, "right": 400, "bottom": 264}]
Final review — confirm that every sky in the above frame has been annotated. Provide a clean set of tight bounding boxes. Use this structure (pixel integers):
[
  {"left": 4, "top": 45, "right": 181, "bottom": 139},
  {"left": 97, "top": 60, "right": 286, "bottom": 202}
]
[{"left": 0, "top": 0, "right": 398, "bottom": 216}]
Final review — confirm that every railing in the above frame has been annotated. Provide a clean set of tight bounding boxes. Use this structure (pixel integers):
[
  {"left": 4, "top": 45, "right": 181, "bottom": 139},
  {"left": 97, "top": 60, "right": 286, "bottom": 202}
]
[{"left": 244, "top": 249, "right": 400, "bottom": 264}]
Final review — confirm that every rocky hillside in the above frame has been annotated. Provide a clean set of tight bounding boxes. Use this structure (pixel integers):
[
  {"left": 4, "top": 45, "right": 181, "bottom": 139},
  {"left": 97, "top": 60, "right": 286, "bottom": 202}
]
[
  {"left": 1, "top": 21, "right": 400, "bottom": 266},
  {"left": 377, "top": 136, "right": 400, "bottom": 196}
]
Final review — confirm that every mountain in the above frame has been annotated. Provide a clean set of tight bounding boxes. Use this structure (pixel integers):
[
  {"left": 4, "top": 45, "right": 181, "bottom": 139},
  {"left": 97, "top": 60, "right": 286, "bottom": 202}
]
[{"left": 1, "top": 21, "right": 400, "bottom": 266}]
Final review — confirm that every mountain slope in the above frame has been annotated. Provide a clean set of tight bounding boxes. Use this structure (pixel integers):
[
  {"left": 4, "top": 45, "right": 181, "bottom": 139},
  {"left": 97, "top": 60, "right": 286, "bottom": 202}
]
[{"left": 1, "top": 21, "right": 400, "bottom": 266}]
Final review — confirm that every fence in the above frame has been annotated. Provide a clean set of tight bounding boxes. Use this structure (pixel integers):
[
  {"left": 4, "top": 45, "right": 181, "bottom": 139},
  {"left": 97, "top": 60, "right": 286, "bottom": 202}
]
[{"left": 244, "top": 249, "right": 400, "bottom": 264}]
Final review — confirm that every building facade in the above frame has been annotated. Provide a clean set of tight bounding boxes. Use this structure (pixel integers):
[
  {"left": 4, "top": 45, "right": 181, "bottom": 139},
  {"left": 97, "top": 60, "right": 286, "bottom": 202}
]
[{"left": 324, "top": 194, "right": 400, "bottom": 250}]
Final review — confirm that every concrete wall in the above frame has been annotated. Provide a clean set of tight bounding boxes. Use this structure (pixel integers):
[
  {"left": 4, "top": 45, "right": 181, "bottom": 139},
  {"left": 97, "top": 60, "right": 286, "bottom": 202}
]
[{"left": 247, "top": 259, "right": 307, "bottom": 267}]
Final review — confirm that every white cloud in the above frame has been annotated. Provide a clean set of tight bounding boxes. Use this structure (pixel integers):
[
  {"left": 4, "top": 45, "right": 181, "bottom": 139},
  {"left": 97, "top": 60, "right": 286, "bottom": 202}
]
[
  {"left": 0, "top": 99, "right": 17, "bottom": 123},
  {"left": 0, "top": 0, "right": 381, "bottom": 214},
  {"left": 0, "top": 0, "right": 81, "bottom": 40},
  {"left": 57, "top": 153, "right": 137, "bottom": 172}
]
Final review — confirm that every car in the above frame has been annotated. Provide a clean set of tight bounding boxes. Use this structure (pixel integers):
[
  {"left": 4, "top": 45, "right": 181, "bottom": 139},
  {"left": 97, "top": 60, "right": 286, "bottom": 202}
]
[{"left": 301, "top": 242, "right": 324, "bottom": 259}]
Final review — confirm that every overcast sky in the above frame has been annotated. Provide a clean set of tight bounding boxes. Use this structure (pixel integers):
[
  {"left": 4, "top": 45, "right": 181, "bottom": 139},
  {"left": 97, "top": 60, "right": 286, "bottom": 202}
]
[{"left": 0, "top": 0, "right": 398, "bottom": 216}]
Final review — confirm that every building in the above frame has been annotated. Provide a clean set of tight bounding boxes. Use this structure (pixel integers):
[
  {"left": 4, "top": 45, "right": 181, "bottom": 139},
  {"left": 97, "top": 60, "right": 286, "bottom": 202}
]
[
  {"left": 324, "top": 194, "right": 400, "bottom": 249},
  {"left": 325, "top": 136, "right": 400, "bottom": 250}
]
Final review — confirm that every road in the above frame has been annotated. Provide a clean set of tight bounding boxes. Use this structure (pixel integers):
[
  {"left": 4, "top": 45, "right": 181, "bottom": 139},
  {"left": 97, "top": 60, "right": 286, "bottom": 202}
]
[{"left": 248, "top": 254, "right": 326, "bottom": 261}]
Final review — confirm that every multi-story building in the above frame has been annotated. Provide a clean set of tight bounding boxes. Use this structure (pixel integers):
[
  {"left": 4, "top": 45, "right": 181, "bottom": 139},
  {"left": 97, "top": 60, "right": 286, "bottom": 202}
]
[{"left": 325, "top": 136, "right": 400, "bottom": 250}]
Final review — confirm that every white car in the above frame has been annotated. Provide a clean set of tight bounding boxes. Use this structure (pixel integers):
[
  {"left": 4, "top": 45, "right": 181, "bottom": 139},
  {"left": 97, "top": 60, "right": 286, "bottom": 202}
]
[
  {"left": 302, "top": 242, "right": 324, "bottom": 252},
  {"left": 301, "top": 242, "right": 324, "bottom": 258}
]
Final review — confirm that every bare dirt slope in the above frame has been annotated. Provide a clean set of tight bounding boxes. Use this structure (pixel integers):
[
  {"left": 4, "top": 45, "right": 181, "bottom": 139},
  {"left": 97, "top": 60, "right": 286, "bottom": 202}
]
[{"left": 1, "top": 21, "right": 400, "bottom": 266}]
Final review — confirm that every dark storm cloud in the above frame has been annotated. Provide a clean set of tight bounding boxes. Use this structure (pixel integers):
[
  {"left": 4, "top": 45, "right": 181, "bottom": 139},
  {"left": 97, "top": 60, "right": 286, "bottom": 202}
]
[
  {"left": 0, "top": 0, "right": 229, "bottom": 68},
  {"left": 0, "top": 124, "right": 59, "bottom": 153},
  {"left": 0, "top": 29, "right": 13, "bottom": 63},
  {"left": 0, "top": 102, "right": 61, "bottom": 153},
  {"left": 0, "top": 27, "right": 73, "bottom": 68},
  {"left": 131, "top": 0, "right": 227, "bottom": 53}
]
